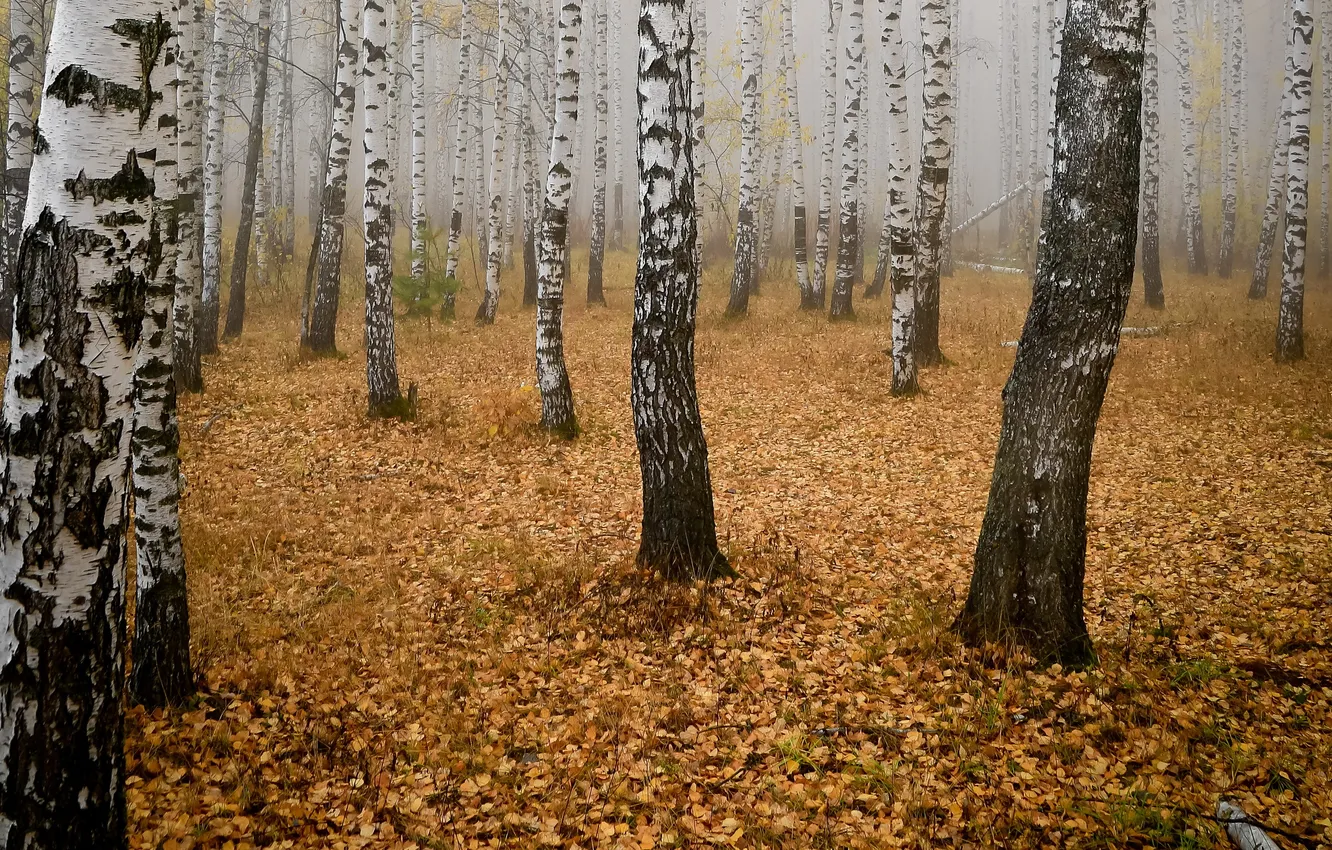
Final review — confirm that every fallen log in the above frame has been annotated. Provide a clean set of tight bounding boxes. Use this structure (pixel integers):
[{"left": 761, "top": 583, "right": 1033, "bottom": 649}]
[
  {"left": 962, "top": 262, "right": 1027, "bottom": 276},
  {"left": 1216, "top": 801, "right": 1281, "bottom": 850},
  {"left": 952, "top": 183, "right": 1031, "bottom": 235}
]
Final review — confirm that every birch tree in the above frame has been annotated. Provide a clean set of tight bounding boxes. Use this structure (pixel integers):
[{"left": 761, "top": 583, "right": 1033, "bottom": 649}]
[
  {"left": 410, "top": 0, "right": 427, "bottom": 280},
  {"left": 878, "top": 0, "right": 918, "bottom": 395},
  {"left": 690, "top": 0, "right": 706, "bottom": 270},
  {"left": 587, "top": 0, "right": 609, "bottom": 305},
  {"left": 199, "top": 0, "right": 231, "bottom": 355},
  {"left": 1140, "top": 0, "right": 1164, "bottom": 307},
  {"left": 829, "top": 0, "right": 865, "bottom": 319},
  {"left": 812, "top": 0, "right": 842, "bottom": 310},
  {"left": 1217, "top": 0, "right": 1241, "bottom": 278},
  {"left": 1251, "top": 30, "right": 1295, "bottom": 301},
  {"left": 174, "top": 0, "right": 206, "bottom": 392},
  {"left": 307, "top": 0, "right": 360, "bottom": 350},
  {"left": 536, "top": 0, "right": 582, "bottom": 437},
  {"left": 444, "top": 0, "right": 473, "bottom": 320},
  {"left": 1319, "top": 0, "right": 1330, "bottom": 277},
  {"left": 956, "top": 0, "right": 1148, "bottom": 667},
  {"left": 633, "top": 0, "right": 729, "bottom": 581},
  {"left": 725, "top": 0, "right": 761, "bottom": 317},
  {"left": 914, "top": 0, "right": 955, "bottom": 368},
  {"left": 0, "top": 1, "right": 172, "bottom": 841},
  {"left": 1276, "top": 0, "right": 1313, "bottom": 363},
  {"left": 224, "top": 0, "right": 273, "bottom": 340},
  {"left": 610, "top": 0, "right": 625, "bottom": 251},
  {"left": 477, "top": 0, "right": 512, "bottom": 324},
  {"left": 782, "top": 0, "right": 812, "bottom": 307},
  {"left": 1171, "top": 0, "right": 1206, "bottom": 274},
  {"left": 2, "top": 0, "right": 43, "bottom": 335}
]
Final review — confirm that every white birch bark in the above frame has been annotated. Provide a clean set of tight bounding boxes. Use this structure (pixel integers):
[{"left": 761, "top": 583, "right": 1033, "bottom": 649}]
[
  {"left": 2, "top": 0, "right": 42, "bottom": 332},
  {"left": 1217, "top": 0, "right": 1241, "bottom": 277},
  {"left": 829, "top": 0, "right": 865, "bottom": 319},
  {"left": 1141, "top": 0, "right": 1164, "bottom": 306},
  {"left": 536, "top": 0, "right": 582, "bottom": 437},
  {"left": 1277, "top": 0, "right": 1313, "bottom": 362},
  {"left": 445, "top": 0, "right": 473, "bottom": 315},
  {"left": 813, "top": 0, "right": 843, "bottom": 309},
  {"left": 1319, "top": 0, "right": 1330, "bottom": 276},
  {"left": 477, "top": 0, "right": 511, "bottom": 324},
  {"left": 1251, "top": 25, "right": 1295, "bottom": 301},
  {"left": 914, "top": 0, "right": 954, "bottom": 367},
  {"left": 1171, "top": 0, "right": 1207, "bottom": 273},
  {"left": 878, "top": 0, "right": 917, "bottom": 395},
  {"left": 609, "top": 0, "right": 625, "bottom": 251},
  {"left": 690, "top": 0, "right": 707, "bottom": 271},
  {"left": 410, "top": 0, "right": 427, "bottom": 278},
  {"left": 725, "top": 0, "right": 762, "bottom": 316},
  {"left": 998, "top": 0, "right": 1012, "bottom": 244},
  {"left": 174, "top": 0, "right": 206, "bottom": 392},
  {"left": 782, "top": 0, "right": 812, "bottom": 306},
  {"left": 587, "top": 0, "right": 609, "bottom": 304},
  {"left": 200, "top": 0, "right": 232, "bottom": 354},
  {"left": 0, "top": 0, "right": 171, "bottom": 840}
]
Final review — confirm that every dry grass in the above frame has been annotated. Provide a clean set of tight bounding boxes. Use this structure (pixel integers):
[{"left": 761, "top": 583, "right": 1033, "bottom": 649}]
[{"left": 126, "top": 252, "right": 1332, "bottom": 849}]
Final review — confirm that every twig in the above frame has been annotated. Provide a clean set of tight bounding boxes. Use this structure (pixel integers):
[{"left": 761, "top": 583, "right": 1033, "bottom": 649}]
[{"left": 199, "top": 406, "right": 239, "bottom": 437}]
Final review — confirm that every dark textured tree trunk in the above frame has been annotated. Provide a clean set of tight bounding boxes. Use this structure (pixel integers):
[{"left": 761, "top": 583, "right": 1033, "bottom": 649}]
[
  {"left": 634, "top": 0, "right": 729, "bottom": 581},
  {"left": 956, "top": 0, "right": 1148, "bottom": 668},
  {"left": 224, "top": 0, "right": 272, "bottom": 340}
]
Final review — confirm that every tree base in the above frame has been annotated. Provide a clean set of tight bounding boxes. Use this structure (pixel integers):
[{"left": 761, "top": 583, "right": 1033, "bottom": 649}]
[
  {"left": 953, "top": 609, "right": 1096, "bottom": 670},
  {"left": 370, "top": 384, "right": 417, "bottom": 421},
  {"left": 638, "top": 541, "right": 736, "bottom": 583}
]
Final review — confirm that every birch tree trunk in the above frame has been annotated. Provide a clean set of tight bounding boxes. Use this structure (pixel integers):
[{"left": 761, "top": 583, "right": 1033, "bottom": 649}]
[
  {"left": 956, "top": 0, "right": 1148, "bottom": 668},
  {"left": 782, "top": 0, "right": 812, "bottom": 306},
  {"left": 444, "top": 0, "right": 472, "bottom": 320},
  {"left": 131, "top": 24, "right": 192, "bottom": 709},
  {"left": 199, "top": 0, "right": 231, "bottom": 355},
  {"left": 829, "top": 0, "right": 865, "bottom": 319},
  {"left": 1217, "top": 0, "right": 1241, "bottom": 277},
  {"left": 690, "top": 0, "right": 706, "bottom": 271},
  {"left": 0, "top": 2, "right": 172, "bottom": 841},
  {"left": 2, "top": 0, "right": 42, "bottom": 337},
  {"left": 224, "top": 0, "right": 272, "bottom": 339},
  {"left": 1251, "top": 34, "right": 1295, "bottom": 301},
  {"left": 634, "top": 0, "right": 729, "bottom": 581},
  {"left": 174, "top": 0, "right": 206, "bottom": 392},
  {"left": 362, "top": 0, "right": 406, "bottom": 413},
  {"left": 914, "top": 0, "right": 955, "bottom": 368},
  {"left": 587, "top": 0, "right": 609, "bottom": 305},
  {"left": 1171, "top": 0, "right": 1207, "bottom": 274},
  {"left": 725, "top": 0, "right": 761, "bottom": 317},
  {"left": 536, "top": 0, "right": 582, "bottom": 437},
  {"left": 477, "top": 0, "right": 511, "bottom": 324},
  {"left": 409, "top": 0, "right": 427, "bottom": 279},
  {"left": 1140, "top": 0, "right": 1165, "bottom": 307},
  {"left": 279, "top": 0, "right": 295, "bottom": 256},
  {"left": 1276, "top": 0, "right": 1313, "bottom": 363},
  {"left": 1319, "top": 0, "right": 1330, "bottom": 277},
  {"left": 307, "top": 0, "right": 359, "bottom": 350},
  {"left": 812, "top": 0, "right": 842, "bottom": 311},
  {"left": 879, "top": 0, "right": 918, "bottom": 395},
  {"left": 610, "top": 0, "right": 625, "bottom": 252},
  {"left": 998, "top": 0, "right": 1012, "bottom": 247}
]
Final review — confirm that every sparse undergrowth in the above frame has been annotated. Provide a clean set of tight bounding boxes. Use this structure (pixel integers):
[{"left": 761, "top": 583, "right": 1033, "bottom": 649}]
[{"left": 122, "top": 256, "right": 1330, "bottom": 848}]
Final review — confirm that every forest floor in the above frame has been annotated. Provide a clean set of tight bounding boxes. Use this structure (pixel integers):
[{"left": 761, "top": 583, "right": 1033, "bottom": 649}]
[{"left": 127, "top": 255, "right": 1331, "bottom": 849}]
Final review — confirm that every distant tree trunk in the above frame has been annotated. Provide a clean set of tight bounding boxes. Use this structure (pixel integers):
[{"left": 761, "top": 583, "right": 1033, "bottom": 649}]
[
  {"left": 477, "top": 0, "right": 512, "bottom": 325},
  {"left": 956, "top": 0, "right": 1148, "bottom": 668},
  {"left": 536, "top": 0, "right": 582, "bottom": 437},
  {"left": 829, "top": 0, "right": 864, "bottom": 320},
  {"left": 1276, "top": 0, "right": 1313, "bottom": 363},
  {"left": 634, "top": 0, "right": 729, "bottom": 581},
  {"left": 279, "top": 0, "right": 295, "bottom": 257},
  {"left": 199, "top": 0, "right": 231, "bottom": 355},
  {"left": 914, "top": 0, "right": 955, "bottom": 368},
  {"left": 443, "top": 0, "right": 472, "bottom": 320},
  {"left": 132, "top": 34, "right": 192, "bottom": 709},
  {"left": 880, "top": 0, "right": 918, "bottom": 395},
  {"left": 410, "top": 0, "right": 427, "bottom": 280},
  {"left": 1171, "top": 0, "right": 1206, "bottom": 274},
  {"left": 522, "top": 14, "right": 540, "bottom": 309},
  {"left": 690, "top": 0, "right": 707, "bottom": 271},
  {"left": 362, "top": 0, "right": 404, "bottom": 413},
  {"left": 1217, "top": 0, "right": 1241, "bottom": 278},
  {"left": 307, "top": 0, "right": 360, "bottom": 349},
  {"left": 175, "top": 0, "right": 206, "bottom": 392},
  {"left": 0, "top": 3, "right": 171, "bottom": 842},
  {"left": 587, "top": 0, "right": 609, "bottom": 305},
  {"left": 812, "top": 0, "right": 842, "bottom": 310},
  {"left": 1140, "top": 0, "right": 1164, "bottom": 307},
  {"left": 1251, "top": 33, "right": 1295, "bottom": 301},
  {"left": 2, "top": 0, "right": 42, "bottom": 338},
  {"left": 609, "top": 0, "right": 625, "bottom": 251},
  {"left": 782, "top": 0, "right": 812, "bottom": 305},
  {"left": 254, "top": 35, "right": 273, "bottom": 291},
  {"left": 725, "top": 0, "right": 761, "bottom": 317},
  {"left": 941, "top": 0, "right": 960, "bottom": 277},
  {"left": 998, "top": 0, "right": 1012, "bottom": 248},
  {"left": 1319, "top": 0, "right": 1330, "bottom": 277},
  {"left": 224, "top": 0, "right": 272, "bottom": 340}
]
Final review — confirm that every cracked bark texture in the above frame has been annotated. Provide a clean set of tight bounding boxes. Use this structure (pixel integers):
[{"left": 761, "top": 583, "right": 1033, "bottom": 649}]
[
  {"left": 536, "top": 0, "right": 582, "bottom": 438},
  {"left": 914, "top": 0, "right": 954, "bottom": 367},
  {"left": 1277, "top": 0, "right": 1312, "bottom": 363},
  {"left": 829, "top": 0, "right": 864, "bottom": 320},
  {"left": 2, "top": 0, "right": 43, "bottom": 337},
  {"left": 634, "top": 0, "right": 727, "bottom": 581},
  {"left": 0, "top": 1, "right": 172, "bottom": 842},
  {"left": 957, "top": 0, "right": 1147, "bottom": 668}
]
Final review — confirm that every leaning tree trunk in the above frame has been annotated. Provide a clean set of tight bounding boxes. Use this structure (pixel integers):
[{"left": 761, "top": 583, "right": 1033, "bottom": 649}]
[
  {"left": 781, "top": 0, "right": 812, "bottom": 306},
  {"left": 131, "top": 39, "right": 192, "bottom": 710},
  {"left": 725, "top": 0, "right": 761, "bottom": 317},
  {"left": 199, "top": 0, "right": 232, "bottom": 355},
  {"left": 0, "top": 2, "right": 172, "bottom": 842},
  {"left": 362, "top": 0, "right": 405, "bottom": 413},
  {"left": 878, "top": 0, "right": 918, "bottom": 395},
  {"left": 1277, "top": 0, "right": 1313, "bottom": 363},
  {"left": 174, "top": 0, "right": 206, "bottom": 392},
  {"left": 307, "top": 0, "right": 360, "bottom": 349},
  {"left": 914, "top": 0, "right": 955, "bottom": 368},
  {"left": 1251, "top": 31, "right": 1296, "bottom": 301},
  {"left": 829, "top": 0, "right": 865, "bottom": 320},
  {"left": 633, "top": 0, "right": 730, "bottom": 581},
  {"left": 587, "top": 0, "right": 609, "bottom": 305},
  {"left": 812, "top": 0, "right": 842, "bottom": 311},
  {"left": 224, "top": 0, "right": 272, "bottom": 340},
  {"left": 2, "top": 0, "right": 42, "bottom": 337},
  {"left": 1171, "top": 0, "right": 1206, "bottom": 274},
  {"left": 536, "top": 0, "right": 582, "bottom": 437},
  {"left": 409, "top": 0, "right": 427, "bottom": 280},
  {"left": 956, "top": 0, "right": 1148, "bottom": 668},
  {"left": 476, "top": 0, "right": 512, "bottom": 325},
  {"left": 1140, "top": 0, "right": 1164, "bottom": 308},
  {"left": 443, "top": 0, "right": 473, "bottom": 319},
  {"left": 1217, "top": 0, "right": 1241, "bottom": 278}
]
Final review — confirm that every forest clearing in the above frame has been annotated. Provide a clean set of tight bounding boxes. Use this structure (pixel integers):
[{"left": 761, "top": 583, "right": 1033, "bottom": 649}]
[{"left": 114, "top": 263, "right": 1331, "bottom": 849}]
